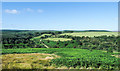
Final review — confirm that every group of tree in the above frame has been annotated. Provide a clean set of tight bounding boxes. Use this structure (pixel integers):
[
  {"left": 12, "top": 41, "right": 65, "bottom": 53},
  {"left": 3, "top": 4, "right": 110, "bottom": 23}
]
[
  {"left": 43, "top": 35, "right": 120, "bottom": 52},
  {"left": 2, "top": 30, "right": 63, "bottom": 49}
]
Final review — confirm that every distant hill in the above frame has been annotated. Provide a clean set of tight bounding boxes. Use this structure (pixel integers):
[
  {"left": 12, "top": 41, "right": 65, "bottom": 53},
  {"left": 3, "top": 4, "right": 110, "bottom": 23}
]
[
  {"left": 2, "top": 30, "right": 30, "bottom": 32},
  {"left": 1, "top": 29, "right": 111, "bottom": 32},
  {"left": 84, "top": 30, "right": 110, "bottom": 32},
  {"left": 1, "top": 29, "right": 55, "bottom": 32},
  {"left": 1, "top": 29, "right": 58, "bottom": 34},
  {"left": 63, "top": 30, "right": 111, "bottom": 32}
]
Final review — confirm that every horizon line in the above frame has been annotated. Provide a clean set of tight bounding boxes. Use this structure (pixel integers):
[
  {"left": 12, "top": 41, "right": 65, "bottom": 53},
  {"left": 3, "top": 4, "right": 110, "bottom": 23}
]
[{"left": 1, "top": 29, "right": 118, "bottom": 32}]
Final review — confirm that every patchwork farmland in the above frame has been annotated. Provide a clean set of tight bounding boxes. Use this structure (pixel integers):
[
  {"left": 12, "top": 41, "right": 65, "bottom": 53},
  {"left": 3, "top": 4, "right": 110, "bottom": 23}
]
[{"left": 2, "top": 30, "right": 120, "bottom": 70}]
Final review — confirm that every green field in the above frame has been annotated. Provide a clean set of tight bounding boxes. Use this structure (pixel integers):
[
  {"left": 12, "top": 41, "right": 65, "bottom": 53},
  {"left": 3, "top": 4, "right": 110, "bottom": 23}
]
[
  {"left": 60, "top": 32, "right": 118, "bottom": 37},
  {"left": 2, "top": 48, "right": 120, "bottom": 69},
  {"left": 31, "top": 34, "right": 52, "bottom": 40},
  {"left": 2, "top": 30, "right": 120, "bottom": 70},
  {"left": 44, "top": 38, "right": 72, "bottom": 41}
]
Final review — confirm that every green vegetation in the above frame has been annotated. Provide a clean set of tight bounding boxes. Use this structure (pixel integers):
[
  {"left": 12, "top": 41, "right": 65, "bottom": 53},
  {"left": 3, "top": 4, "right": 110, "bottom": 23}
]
[
  {"left": 42, "top": 35, "right": 119, "bottom": 52},
  {"left": 31, "top": 34, "right": 52, "bottom": 40},
  {"left": 2, "top": 30, "right": 120, "bottom": 69},
  {"left": 2, "top": 48, "right": 120, "bottom": 69},
  {"left": 42, "top": 40, "right": 78, "bottom": 48},
  {"left": 2, "top": 30, "right": 62, "bottom": 49}
]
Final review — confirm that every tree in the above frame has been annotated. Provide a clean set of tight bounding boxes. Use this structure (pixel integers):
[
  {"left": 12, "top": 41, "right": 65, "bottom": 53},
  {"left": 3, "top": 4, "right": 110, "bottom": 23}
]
[
  {"left": 117, "top": 37, "right": 120, "bottom": 52},
  {"left": 74, "top": 46, "right": 76, "bottom": 48},
  {"left": 53, "top": 45, "right": 57, "bottom": 48},
  {"left": 35, "top": 32, "right": 40, "bottom": 36},
  {"left": 47, "top": 40, "right": 50, "bottom": 43},
  {"left": 64, "top": 43, "right": 68, "bottom": 46},
  {"left": 107, "top": 47, "right": 113, "bottom": 53}
]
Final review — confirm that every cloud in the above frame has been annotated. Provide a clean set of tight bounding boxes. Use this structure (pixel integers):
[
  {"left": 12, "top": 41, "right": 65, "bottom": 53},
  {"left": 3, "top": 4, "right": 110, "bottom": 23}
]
[
  {"left": 26, "top": 8, "right": 33, "bottom": 12},
  {"left": 37, "top": 9, "right": 44, "bottom": 13},
  {"left": 4, "top": 8, "right": 44, "bottom": 14},
  {"left": 5, "top": 9, "right": 19, "bottom": 14}
]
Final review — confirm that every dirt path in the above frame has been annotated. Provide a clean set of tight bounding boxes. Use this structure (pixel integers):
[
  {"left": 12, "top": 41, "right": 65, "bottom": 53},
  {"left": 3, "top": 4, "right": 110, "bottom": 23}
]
[
  {"left": 40, "top": 39, "right": 49, "bottom": 48},
  {"left": 42, "top": 43, "right": 49, "bottom": 48}
]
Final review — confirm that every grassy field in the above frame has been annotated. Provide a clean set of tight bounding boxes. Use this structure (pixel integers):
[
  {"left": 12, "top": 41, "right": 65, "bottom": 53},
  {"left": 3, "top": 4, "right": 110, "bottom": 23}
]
[
  {"left": 44, "top": 38, "right": 72, "bottom": 41},
  {"left": 2, "top": 53, "right": 59, "bottom": 69},
  {"left": 31, "top": 34, "right": 52, "bottom": 40},
  {"left": 60, "top": 32, "right": 118, "bottom": 37},
  {"left": 2, "top": 31, "right": 120, "bottom": 70},
  {"left": 2, "top": 48, "right": 120, "bottom": 69}
]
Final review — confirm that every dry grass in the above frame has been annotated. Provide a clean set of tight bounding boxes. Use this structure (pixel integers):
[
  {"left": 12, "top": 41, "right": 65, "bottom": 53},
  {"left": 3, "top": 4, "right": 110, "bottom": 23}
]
[
  {"left": 102, "top": 51, "right": 120, "bottom": 58},
  {"left": 2, "top": 53, "right": 60, "bottom": 69},
  {"left": 111, "top": 55, "right": 120, "bottom": 58},
  {"left": 60, "top": 32, "right": 118, "bottom": 37},
  {"left": 44, "top": 38, "right": 72, "bottom": 41}
]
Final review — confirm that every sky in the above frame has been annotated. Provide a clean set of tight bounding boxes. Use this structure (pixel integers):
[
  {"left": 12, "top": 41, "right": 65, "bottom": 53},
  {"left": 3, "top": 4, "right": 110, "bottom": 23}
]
[
  {"left": 2, "top": 2, "right": 118, "bottom": 31},
  {"left": 2, "top": 0, "right": 119, "bottom": 2}
]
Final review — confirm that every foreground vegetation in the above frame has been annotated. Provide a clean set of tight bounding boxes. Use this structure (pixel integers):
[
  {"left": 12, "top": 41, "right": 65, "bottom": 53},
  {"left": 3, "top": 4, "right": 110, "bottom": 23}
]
[
  {"left": 2, "top": 53, "right": 59, "bottom": 69},
  {"left": 2, "top": 48, "right": 120, "bottom": 69}
]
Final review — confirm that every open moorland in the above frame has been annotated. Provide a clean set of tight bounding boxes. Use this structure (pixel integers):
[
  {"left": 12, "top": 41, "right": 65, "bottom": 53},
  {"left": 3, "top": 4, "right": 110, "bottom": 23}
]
[{"left": 2, "top": 30, "right": 120, "bottom": 70}]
